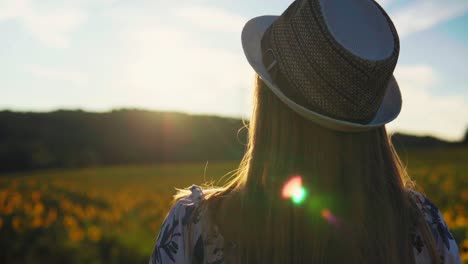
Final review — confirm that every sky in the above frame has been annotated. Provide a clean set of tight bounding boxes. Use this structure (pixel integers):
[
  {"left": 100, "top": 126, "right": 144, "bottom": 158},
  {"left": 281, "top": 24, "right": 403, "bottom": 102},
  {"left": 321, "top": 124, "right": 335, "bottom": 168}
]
[{"left": 0, "top": 0, "right": 467, "bottom": 141}]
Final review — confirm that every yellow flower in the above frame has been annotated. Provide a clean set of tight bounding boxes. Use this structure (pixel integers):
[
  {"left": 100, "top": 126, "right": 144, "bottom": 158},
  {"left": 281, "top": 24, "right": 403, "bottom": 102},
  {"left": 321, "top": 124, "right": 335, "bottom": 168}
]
[
  {"left": 12, "top": 217, "right": 22, "bottom": 232},
  {"left": 3, "top": 203, "right": 14, "bottom": 215},
  {"left": 461, "top": 190, "right": 468, "bottom": 201},
  {"left": 11, "top": 192, "right": 22, "bottom": 207},
  {"left": 454, "top": 216, "right": 466, "bottom": 227},
  {"left": 462, "top": 239, "right": 468, "bottom": 252},
  {"left": 60, "top": 199, "right": 72, "bottom": 211},
  {"left": 33, "top": 202, "right": 45, "bottom": 216},
  {"left": 63, "top": 215, "right": 78, "bottom": 228},
  {"left": 85, "top": 206, "right": 97, "bottom": 219},
  {"left": 0, "top": 190, "right": 7, "bottom": 209},
  {"left": 442, "top": 210, "right": 453, "bottom": 223},
  {"left": 45, "top": 208, "right": 58, "bottom": 227},
  {"left": 87, "top": 225, "right": 101, "bottom": 242},
  {"left": 31, "top": 191, "right": 41, "bottom": 203},
  {"left": 31, "top": 216, "right": 43, "bottom": 229},
  {"left": 68, "top": 227, "right": 84, "bottom": 242}
]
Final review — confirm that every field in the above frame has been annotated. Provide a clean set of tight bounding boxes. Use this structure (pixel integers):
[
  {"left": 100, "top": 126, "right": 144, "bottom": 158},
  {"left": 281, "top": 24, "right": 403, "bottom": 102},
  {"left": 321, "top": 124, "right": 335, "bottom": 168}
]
[{"left": 0, "top": 148, "right": 467, "bottom": 263}]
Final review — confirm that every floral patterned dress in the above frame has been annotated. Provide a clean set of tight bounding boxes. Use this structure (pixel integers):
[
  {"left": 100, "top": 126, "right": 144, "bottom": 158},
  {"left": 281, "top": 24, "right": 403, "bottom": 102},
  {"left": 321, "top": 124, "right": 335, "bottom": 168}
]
[{"left": 149, "top": 185, "right": 461, "bottom": 264}]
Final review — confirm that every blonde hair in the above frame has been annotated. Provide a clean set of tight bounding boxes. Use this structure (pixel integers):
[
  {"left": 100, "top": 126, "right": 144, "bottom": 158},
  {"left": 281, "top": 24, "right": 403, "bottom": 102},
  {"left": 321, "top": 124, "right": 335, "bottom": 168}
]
[{"left": 178, "top": 75, "right": 439, "bottom": 263}]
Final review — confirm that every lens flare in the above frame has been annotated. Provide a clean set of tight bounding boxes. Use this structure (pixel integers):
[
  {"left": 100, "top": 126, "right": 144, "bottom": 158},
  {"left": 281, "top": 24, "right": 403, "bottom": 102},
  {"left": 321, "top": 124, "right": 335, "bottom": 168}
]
[
  {"left": 292, "top": 187, "right": 306, "bottom": 204},
  {"left": 321, "top": 208, "right": 339, "bottom": 227},
  {"left": 282, "top": 176, "right": 307, "bottom": 205}
]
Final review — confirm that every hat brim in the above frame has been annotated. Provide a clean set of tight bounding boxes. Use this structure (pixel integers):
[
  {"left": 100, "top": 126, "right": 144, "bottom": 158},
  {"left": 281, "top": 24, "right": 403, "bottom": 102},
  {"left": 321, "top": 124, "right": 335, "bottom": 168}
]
[{"left": 241, "top": 15, "right": 402, "bottom": 132}]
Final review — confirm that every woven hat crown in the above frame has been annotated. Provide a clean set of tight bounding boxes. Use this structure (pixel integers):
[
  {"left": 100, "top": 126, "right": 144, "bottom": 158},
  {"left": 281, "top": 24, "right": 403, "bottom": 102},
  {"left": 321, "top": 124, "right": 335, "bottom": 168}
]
[{"left": 260, "top": 0, "right": 400, "bottom": 124}]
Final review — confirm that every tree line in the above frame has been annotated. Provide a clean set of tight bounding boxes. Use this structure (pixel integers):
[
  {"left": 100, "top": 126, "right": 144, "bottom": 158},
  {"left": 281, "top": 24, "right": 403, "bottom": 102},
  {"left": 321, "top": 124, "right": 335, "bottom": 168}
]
[{"left": 0, "top": 109, "right": 465, "bottom": 173}]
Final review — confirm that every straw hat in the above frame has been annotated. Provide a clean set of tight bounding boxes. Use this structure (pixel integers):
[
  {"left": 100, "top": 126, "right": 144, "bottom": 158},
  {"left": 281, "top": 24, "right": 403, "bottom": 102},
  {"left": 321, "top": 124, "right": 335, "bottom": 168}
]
[{"left": 241, "top": 0, "right": 402, "bottom": 132}]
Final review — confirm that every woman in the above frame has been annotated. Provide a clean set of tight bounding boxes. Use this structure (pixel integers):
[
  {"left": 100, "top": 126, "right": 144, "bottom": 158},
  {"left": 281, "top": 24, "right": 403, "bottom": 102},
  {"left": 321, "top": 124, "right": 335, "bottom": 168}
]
[{"left": 150, "top": 0, "right": 461, "bottom": 263}]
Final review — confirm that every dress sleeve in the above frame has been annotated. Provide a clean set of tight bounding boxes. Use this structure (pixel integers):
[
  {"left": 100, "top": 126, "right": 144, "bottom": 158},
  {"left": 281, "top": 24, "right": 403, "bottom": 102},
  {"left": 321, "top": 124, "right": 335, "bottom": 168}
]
[
  {"left": 149, "top": 185, "right": 206, "bottom": 264},
  {"left": 409, "top": 190, "right": 461, "bottom": 264}
]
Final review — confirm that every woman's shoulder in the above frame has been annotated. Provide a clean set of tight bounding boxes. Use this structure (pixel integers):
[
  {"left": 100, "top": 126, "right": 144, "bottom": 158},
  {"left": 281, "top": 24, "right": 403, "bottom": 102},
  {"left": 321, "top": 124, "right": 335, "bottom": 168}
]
[
  {"left": 150, "top": 185, "right": 225, "bottom": 264},
  {"left": 170, "top": 185, "right": 206, "bottom": 223},
  {"left": 406, "top": 189, "right": 461, "bottom": 264}
]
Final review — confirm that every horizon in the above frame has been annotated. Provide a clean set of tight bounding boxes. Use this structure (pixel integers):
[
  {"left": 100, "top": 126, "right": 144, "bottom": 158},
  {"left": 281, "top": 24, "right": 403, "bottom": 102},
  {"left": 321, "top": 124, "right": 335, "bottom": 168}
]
[
  {"left": 1, "top": 0, "right": 467, "bottom": 141},
  {"left": 1, "top": 107, "right": 466, "bottom": 142}
]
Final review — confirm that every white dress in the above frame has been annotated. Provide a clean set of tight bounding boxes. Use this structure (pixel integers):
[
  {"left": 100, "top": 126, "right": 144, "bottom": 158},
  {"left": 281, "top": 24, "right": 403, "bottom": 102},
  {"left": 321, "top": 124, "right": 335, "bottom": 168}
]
[{"left": 149, "top": 185, "right": 461, "bottom": 264}]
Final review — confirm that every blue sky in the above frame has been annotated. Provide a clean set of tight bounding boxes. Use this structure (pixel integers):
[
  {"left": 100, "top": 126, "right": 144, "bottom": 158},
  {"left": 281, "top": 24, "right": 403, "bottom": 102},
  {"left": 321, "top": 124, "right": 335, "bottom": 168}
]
[{"left": 0, "top": 0, "right": 467, "bottom": 141}]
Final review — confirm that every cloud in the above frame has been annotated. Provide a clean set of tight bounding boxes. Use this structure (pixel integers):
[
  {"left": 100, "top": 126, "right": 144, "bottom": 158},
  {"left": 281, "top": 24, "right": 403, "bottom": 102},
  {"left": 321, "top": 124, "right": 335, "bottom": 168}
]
[
  {"left": 0, "top": 0, "right": 26, "bottom": 21},
  {"left": 111, "top": 24, "right": 253, "bottom": 116},
  {"left": 0, "top": 0, "right": 87, "bottom": 48},
  {"left": 390, "top": 1, "right": 468, "bottom": 38},
  {"left": 175, "top": 6, "right": 247, "bottom": 33},
  {"left": 375, "top": 0, "right": 393, "bottom": 8},
  {"left": 25, "top": 64, "right": 87, "bottom": 84},
  {"left": 387, "top": 65, "right": 468, "bottom": 141}
]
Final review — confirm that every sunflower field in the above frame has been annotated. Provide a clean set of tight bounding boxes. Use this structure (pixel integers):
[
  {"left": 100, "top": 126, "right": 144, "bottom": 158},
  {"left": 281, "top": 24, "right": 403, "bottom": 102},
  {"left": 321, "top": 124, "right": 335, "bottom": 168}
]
[{"left": 0, "top": 148, "right": 466, "bottom": 263}]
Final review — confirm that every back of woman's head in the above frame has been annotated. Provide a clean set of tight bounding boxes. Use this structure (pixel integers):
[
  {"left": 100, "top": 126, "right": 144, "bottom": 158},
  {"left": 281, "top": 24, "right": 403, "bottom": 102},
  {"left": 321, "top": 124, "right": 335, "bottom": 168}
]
[
  {"left": 245, "top": 75, "right": 410, "bottom": 195},
  {"left": 204, "top": 75, "right": 428, "bottom": 263}
]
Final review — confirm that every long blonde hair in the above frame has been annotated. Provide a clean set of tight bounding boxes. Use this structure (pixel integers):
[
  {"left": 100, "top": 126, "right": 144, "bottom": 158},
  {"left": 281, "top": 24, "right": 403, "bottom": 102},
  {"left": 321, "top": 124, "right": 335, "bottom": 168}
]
[{"left": 180, "top": 75, "right": 439, "bottom": 263}]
